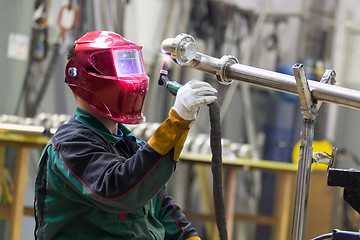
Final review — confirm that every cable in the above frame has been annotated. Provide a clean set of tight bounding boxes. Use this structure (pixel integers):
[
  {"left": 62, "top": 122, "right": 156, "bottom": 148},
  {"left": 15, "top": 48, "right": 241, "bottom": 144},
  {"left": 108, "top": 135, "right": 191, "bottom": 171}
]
[
  {"left": 30, "top": 42, "right": 61, "bottom": 117},
  {"left": 311, "top": 233, "right": 333, "bottom": 240},
  {"left": 15, "top": 0, "right": 49, "bottom": 115},
  {"left": 209, "top": 101, "right": 228, "bottom": 240},
  {"left": 312, "top": 230, "right": 360, "bottom": 239}
]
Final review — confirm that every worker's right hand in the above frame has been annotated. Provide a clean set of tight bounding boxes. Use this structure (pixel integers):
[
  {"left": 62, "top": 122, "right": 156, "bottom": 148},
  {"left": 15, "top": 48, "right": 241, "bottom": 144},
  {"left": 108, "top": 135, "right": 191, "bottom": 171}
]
[{"left": 172, "top": 80, "right": 217, "bottom": 121}]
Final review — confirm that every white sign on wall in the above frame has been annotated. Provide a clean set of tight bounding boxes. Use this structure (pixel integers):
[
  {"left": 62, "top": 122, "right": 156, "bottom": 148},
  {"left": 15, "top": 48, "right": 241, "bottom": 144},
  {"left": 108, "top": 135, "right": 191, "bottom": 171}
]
[{"left": 7, "top": 33, "right": 29, "bottom": 61}]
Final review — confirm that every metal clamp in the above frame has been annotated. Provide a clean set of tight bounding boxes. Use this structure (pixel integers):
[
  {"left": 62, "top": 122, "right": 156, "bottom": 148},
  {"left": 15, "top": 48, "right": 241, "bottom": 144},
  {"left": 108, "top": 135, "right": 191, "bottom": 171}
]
[
  {"left": 293, "top": 63, "right": 318, "bottom": 120},
  {"left": 316, "top": 69, "right": 336, "bottom": 110},
  {"left": 320, "top": 69, "right": 336, "bottom": 85},
  {"left": 216, "top": 55, "right": 239, "bottom": 85},
  {"left": 313, "top": 147, "right": 337, "bottom": 173},
  {"left": 293, "top": 64, "right": 337, "bottom": 118}
]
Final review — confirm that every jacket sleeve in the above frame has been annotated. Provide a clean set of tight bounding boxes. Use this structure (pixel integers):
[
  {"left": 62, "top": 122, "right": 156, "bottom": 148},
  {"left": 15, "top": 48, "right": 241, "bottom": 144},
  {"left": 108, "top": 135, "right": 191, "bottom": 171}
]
[
  {"left": 155, "top": 186, "right": 201, "bottom": 240},
  {"left": 148, "top": 108, "right": 192, "bottom": 160}
]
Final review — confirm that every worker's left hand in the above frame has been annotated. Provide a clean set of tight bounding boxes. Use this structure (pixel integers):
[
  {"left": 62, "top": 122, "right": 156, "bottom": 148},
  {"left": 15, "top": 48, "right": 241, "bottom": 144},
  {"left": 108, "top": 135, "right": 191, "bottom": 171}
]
[{"left": 172, "top": 80, "right": 217, "bottom": 121}]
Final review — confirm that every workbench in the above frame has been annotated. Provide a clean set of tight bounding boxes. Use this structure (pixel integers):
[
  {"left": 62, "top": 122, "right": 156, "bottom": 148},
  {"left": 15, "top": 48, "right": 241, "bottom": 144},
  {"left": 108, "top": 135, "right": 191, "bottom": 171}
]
[{"left": 0, "top": 124, "right": 49, "bottom": 240}]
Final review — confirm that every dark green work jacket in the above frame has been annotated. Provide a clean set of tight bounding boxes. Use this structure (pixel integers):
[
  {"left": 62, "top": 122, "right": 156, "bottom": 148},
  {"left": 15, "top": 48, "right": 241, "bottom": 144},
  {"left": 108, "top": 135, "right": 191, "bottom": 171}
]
[{"left": 34, "top": 107, "right": 200, "bottom": 240}]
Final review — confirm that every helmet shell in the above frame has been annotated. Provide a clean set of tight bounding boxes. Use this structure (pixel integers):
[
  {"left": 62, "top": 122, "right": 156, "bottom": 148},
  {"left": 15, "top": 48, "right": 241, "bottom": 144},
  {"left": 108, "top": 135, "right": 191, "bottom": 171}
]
[{"left": 66, "top": 31, "right": 149, "bottom": 124}]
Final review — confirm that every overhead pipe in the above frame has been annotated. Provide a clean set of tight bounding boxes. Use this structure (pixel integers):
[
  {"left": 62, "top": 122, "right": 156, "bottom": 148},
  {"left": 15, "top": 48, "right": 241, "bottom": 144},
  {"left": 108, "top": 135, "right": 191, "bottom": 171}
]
[{"left": 161, "top": 33, "right": 360, "bottom": 110}]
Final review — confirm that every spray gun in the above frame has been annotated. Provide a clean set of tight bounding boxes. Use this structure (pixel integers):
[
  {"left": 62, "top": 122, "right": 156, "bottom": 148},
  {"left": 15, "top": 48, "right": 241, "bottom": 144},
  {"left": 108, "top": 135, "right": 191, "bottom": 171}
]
[{"left": 158, "top": 55, "right": 183, "bottom": 95}]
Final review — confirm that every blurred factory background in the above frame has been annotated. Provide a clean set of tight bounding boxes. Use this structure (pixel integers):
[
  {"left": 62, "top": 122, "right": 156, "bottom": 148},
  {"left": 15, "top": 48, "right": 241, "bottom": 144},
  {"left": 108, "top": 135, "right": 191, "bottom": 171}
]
[{"left": 1, "top": 0, "right": 360, "bottom": 239}]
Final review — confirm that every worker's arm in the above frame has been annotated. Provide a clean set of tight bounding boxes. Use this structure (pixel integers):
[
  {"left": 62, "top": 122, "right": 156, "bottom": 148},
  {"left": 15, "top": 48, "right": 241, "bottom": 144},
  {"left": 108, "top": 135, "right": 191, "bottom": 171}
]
[
  {"left": 148, "top": 108, "right": 192, "bottom": 160},
  {"left": 46, "top": 80, "right": 217, "bottom": 213},
  {"left": 45, "top": 109, "right": 190, "bottom": 213},
  {"left": 48, "top": 133, "right": 176, "bottom": 213},
  {"left": 148, "top": 80, "right": 217, "bottom": 160},
  {"left": 155, "top": 186, "right": 201, "bottom": 240}
]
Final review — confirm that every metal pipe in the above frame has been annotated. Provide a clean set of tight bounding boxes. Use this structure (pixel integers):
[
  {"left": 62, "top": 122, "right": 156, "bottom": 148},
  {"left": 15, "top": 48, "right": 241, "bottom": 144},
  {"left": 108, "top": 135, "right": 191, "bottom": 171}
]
[
  {"left": 291, "top": 119, "right": 315, "bottom": 240},
  {"left": 289, "top": 64, "right": 320, "bottom": 240},
  {"left": 161, "top": 34, "right": 360, "bottom": 110}
]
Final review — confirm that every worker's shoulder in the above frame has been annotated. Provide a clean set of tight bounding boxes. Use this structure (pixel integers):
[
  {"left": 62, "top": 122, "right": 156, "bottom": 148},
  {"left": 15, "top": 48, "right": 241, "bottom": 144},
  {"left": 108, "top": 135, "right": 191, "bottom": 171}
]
[{"left": 51, "top": 117, "right": 105, "bottom": 147}]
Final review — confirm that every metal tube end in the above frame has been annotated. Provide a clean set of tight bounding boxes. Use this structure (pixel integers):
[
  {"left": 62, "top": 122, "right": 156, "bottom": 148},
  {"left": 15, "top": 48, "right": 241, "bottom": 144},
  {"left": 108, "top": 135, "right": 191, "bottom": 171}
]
[{"left": 160, "top": 33, "right": 198, "bottom": 65}]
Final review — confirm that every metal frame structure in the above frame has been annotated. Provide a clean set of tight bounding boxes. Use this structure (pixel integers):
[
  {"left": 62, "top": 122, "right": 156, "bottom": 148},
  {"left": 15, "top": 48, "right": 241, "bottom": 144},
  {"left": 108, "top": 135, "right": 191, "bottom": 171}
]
[{"left": 160, "top": 33, "right": 360, "bottom": 240}]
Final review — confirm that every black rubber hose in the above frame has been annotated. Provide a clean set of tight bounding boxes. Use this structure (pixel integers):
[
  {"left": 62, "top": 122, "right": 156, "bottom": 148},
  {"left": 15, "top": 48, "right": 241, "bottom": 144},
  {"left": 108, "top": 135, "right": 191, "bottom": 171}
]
[
  {"left": 209, "top": 101, "right": 228, "bottom": 240},
  {"left": 312, "top": 230, "right": 360, "bottom": 240},
  {"left": 311, "top": 233, "right": 333, "bottom": 240},
  {"left": 157, "top": 74, "right": 228, "bottom": 239}
]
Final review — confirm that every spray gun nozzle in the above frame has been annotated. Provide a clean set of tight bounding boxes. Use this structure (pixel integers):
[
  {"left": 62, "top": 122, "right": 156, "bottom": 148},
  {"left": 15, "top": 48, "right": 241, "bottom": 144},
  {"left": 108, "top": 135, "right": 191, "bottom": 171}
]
[
  {"left": 158, "top": 55, "right": 169, "bottom": 86},
  {"left": 158, "top": 55, "right": 183, "bottom": 95},
  {"left": 160, "top": 54, "right": 170, "bottom": 75}
]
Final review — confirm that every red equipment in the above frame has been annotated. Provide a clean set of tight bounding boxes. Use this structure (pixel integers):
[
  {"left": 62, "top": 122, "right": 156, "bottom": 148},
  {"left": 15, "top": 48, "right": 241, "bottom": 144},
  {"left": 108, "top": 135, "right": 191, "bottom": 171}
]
[{"left": 66, "top": 31, "right": 149, "bottom": 124}]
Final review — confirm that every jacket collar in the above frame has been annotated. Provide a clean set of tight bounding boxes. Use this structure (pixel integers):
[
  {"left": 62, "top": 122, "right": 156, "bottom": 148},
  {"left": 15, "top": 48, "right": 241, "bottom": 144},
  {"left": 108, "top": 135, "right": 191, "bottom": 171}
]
[{"left": 74, "top": 107, "right": 132, "bottom": 145}]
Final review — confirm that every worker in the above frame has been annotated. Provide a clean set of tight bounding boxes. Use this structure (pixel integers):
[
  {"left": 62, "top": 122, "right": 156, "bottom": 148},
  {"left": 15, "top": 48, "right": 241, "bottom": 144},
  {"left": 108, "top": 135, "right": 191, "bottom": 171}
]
[{"left": 33, "top": 31, "right": 217, "bottom": 240}]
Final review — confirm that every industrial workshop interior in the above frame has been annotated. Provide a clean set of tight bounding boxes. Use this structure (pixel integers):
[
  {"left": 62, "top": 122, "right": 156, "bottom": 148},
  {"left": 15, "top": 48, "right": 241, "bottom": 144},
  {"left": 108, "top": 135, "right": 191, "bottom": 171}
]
[{"left": 2, "top": 0, "right": 360, "bottom": 239}]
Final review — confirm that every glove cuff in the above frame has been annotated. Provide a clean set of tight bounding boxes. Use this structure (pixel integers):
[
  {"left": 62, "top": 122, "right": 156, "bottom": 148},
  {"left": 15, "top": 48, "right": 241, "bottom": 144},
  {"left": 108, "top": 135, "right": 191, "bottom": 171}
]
[
  {"left": 171, "top": 106, "right": 197, "bottom": 121},
  {"left": 148, "top": 109, "right": 192, "bottom": 160}
]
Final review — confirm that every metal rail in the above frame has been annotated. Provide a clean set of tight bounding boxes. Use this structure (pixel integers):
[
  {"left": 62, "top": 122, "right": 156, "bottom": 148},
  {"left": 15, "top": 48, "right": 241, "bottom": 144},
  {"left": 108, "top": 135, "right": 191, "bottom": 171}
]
[{"left": 161, "top": 33, "right": 360, "bottom": 110}]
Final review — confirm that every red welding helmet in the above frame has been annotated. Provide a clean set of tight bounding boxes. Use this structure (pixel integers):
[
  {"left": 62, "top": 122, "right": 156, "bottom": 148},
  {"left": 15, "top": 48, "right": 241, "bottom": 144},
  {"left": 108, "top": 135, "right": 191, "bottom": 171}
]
[{"left": 65, "top": 31, "right": 149, "bottom": 124}]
